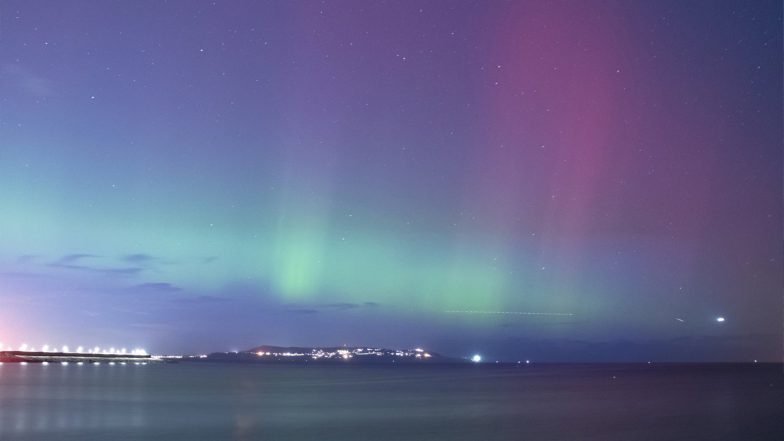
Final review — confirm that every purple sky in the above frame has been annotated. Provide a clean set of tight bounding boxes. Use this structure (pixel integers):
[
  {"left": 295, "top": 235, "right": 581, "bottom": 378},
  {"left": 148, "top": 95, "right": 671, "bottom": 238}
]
[{"left": 0, "top": 1, "right": 781, "bottom": 361}]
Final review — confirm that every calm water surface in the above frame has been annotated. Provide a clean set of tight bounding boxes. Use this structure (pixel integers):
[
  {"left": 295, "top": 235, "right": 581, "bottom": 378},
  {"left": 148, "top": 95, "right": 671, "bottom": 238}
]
[{"left": 0, "top": 363, "right": 781, "bottom": 440}]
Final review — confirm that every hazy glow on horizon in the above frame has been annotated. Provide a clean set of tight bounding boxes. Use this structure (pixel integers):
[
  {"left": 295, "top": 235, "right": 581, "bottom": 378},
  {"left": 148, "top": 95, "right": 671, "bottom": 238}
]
[{"left": 0, "top": 1, "right": 780, "bottom": 361}]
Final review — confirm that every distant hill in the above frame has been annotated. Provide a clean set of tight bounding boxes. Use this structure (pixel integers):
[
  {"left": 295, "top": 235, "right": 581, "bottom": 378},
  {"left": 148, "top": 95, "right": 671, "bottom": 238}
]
[{"left": 202, "top": 345, "right": 467, "bottom": 364}]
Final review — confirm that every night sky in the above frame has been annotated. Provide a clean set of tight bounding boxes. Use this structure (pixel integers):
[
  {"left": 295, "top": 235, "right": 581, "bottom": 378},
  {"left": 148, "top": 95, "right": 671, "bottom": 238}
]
[{"left": 1, "top": 1, "right": 781, "bottom": 362}]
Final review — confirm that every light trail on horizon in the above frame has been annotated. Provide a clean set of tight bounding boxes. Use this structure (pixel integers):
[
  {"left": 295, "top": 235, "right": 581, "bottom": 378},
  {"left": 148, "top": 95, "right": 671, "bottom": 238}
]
[{"left": 444, "top": 310, "right": 575, "bottom": 317}]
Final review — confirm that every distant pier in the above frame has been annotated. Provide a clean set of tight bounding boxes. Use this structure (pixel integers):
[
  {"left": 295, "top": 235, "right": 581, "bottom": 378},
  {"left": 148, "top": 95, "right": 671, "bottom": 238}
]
[{"left": 0, "top": 350, "right": 160, "bottom": 364}]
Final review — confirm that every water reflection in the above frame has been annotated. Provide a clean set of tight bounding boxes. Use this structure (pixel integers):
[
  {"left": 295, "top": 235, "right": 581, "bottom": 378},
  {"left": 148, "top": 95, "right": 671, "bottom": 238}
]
[
  {"left": 0, "top": 363, "right": 781, "bottom": 441},
  {"left": 0, "top": 363, "right": 147, "bottom": 436}
]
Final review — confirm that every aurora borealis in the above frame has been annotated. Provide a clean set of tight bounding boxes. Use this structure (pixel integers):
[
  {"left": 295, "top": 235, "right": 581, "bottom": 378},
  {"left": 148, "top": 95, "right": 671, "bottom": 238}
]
[{"left": 0, "top": 1, "right": 781, "bottom": 361}]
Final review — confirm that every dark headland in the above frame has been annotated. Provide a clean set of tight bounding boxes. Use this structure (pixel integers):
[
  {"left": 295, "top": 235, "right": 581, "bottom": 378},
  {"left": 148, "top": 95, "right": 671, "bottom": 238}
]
[{"left": 195, "top": 345, "right": 468, "bottom": 364}]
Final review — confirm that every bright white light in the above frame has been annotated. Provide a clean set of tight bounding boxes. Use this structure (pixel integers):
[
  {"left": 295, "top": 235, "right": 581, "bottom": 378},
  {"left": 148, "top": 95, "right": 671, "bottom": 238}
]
[
  {"left": 62, "top": 346, "right": 69, "bottom": 353},
  {"left": 471, "top": 354, "right": 482, "bottom": 363},
  {"left": 525, "top": 360, "right": 530, "bottom": 364},
  {"left": 94, "top": 347, "right": 100, "bottom": 353},
  {"left": 19, "top": 344, "right": 28, "bottom": 351},
  {"left": 20, "top": 362, "right": 28, "bottom": 365},
  {"left": 61, "top": 362, "right": 68, "bottom": 366},
  {"left": 121, "top": 348, "right": 127, "bottom": 354},
  {"left": 42, "top": 362, "right": 49, "bottom": 366},
  {"left": 716, "top": 317, "right": 725, "bottom": 322},
  {"left": 76, "top": 346, "right": 84, "bottom": 353},
  {"left": 109, "top": 347, "right": 116, "bottom": 354},
  {"left": 42, "top": 344, "right": 49, "bottom": 352},
  {"left": 93, "top": 362, "right": 100, "bottom": 366},
  {"left": 77, "top": 362, "right": 84, "bottom": 366}
]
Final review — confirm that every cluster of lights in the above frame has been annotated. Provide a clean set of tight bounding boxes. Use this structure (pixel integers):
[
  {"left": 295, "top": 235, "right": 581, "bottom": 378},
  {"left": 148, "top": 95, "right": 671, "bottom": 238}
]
[
  {"left": 0, "top": 343, "right": 147, "bottom": 356},
  {"left": 1, "top": 361, "right": 149, "bottom": 366},
  {"left": 252, "top": 347, "right": 434, "bottom": 360}
]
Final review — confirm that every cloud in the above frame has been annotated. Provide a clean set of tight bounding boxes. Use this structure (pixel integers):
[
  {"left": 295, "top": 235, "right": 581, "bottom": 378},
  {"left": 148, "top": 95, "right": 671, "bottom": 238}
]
[
  {"left": 98, "top": 267, "right": 143, "bottom": 275},
  {"left": 55, "top": 254, "right": 98, "bottom": 264},
  {"left": 287, "top": 308, "right": 320, "bottom": 314},
  {"left": 321, "top": 302, "right": 381, "bottom": 310},
  {"left": 131, "top": 282, "right": 181, "bottom": 293},
  {"left": 171, "top": 295, "right": 234, "bottom": 304},
  {"left": 0, "top": 270, "right": 52, "bottom": 279},
  {"left": 321, "top": 302, "right": 361, "bottom": 310},
  {"left": 123, "top": 253, "right": 154, "bottom": 263},
  {"left": 281, "top": 301, "right": 381, "bottom": 313},
  {"left": 47, "top": 254, "right": 141, "bottom": 276},
  {"left": 15, "top": 254, "right": 39, "bottom": 264},
  {"left": 2, "top": 63, "right": 55, "bottom": 97}
]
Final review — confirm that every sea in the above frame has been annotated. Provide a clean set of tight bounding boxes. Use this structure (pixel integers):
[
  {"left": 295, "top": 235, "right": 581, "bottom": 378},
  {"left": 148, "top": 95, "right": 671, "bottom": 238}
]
[{"left": 0, "top": 362, "right": 781, "bottom": 440}]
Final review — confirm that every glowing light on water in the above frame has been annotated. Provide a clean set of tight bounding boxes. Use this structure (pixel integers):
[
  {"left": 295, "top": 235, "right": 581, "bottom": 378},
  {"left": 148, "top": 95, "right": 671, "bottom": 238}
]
[
  {"left": 471, "top": 354, "right": 482, "bottom": 363},
  {"left": 716, "top": 317, "right": 725, "bottom": 322}
]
